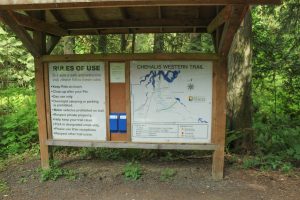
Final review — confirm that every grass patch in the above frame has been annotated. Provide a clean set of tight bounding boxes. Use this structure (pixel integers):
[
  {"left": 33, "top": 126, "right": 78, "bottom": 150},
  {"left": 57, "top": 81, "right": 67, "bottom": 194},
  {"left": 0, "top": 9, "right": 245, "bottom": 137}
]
[
  {"left": 0, "top": 180, "right": 9, "bottom": 193},
  {"left": 123, "top": 161, "right": 142, "bottom": 180},
  {"left": 38, "top": 160, "right": 77, "bottom": 182},
  {"left": 240, "top": 155, "right": 294, "bottom": 173}
]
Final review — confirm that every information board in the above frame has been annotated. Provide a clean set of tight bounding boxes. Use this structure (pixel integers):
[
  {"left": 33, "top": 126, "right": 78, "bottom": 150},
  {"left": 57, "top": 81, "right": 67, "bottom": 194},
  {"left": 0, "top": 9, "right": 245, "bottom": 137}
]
[
  {"left": 49, "top": 62, "right": 106, "bottom": 141},
  {"left": 130, "top": 61, "right": 212, "bottom": 143}
]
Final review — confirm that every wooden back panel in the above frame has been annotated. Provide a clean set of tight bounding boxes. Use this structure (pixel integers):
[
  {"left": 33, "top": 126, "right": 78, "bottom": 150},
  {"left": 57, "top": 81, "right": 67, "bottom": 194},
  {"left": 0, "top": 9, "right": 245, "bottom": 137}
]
[{"left": 109, "top": 62, "right": 129, "bottom": 141}]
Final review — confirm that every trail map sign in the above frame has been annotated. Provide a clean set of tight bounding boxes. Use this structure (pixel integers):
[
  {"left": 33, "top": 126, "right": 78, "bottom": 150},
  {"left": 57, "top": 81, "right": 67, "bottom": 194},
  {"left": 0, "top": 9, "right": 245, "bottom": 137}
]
[
  {"left": 49, "top": 62, "right": 106, "bottom": 141},
  {"left": 130, "top": 61, "right": 212, "bottom": 143}
]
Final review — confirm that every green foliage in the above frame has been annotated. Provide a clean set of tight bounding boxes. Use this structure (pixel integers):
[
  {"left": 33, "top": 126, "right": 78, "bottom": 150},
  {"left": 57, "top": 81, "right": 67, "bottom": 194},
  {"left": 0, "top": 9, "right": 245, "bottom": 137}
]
[
  {"left": 0, "top": 24, "right": 34, "bottom": 88},
  {"left": 123, "top": 161, "right": 142, "bottom": 180},
  {"left": 38, "top": 160, "right": 77, "bottom": 182},
  {"left": 225, "top": 130, "right": 243, "bottom": 151},
  {"left": 254, "top": 116, "right": 300, "bottom": 161},
  {"left": 0, "top": 88, "right": 38, "bottom": 157},
  {"left": 0, "top": 179, "right": 9, "bottom": 193},
  {"left": 160, "top": 168, "right": 176, "bottom": 181},
  {"left": 241, "top": 155, "right": 294, "bottom": 173},
  {"left": 238, "top": 0, "right": 300, "bottom": 170}
]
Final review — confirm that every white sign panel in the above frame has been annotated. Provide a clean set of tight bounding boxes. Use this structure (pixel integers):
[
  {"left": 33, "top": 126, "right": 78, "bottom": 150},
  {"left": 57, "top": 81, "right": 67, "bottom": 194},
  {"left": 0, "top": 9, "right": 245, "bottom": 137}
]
[
  {"left": 131, "top": 61, "right": 212, "bottom": 143},
  {"left": 110, "top": 62, "right": 126, "bottom": 83},
  {"left": 49, "top": 62, "right": 106, "bottom": 141}
]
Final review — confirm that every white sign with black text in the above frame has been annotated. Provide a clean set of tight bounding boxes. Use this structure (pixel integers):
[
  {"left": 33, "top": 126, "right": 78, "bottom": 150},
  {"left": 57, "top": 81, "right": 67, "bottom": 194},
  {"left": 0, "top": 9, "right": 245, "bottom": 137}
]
[{"left": 49, "top": 62, "right": 106, "bottom": 141}]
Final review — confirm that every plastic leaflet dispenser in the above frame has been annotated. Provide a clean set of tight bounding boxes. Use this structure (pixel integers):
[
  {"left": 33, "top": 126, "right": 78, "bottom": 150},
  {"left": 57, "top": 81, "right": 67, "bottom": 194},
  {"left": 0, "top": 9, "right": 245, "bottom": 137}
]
[
  {"left": 118, "top": 113, "right": 127, "bottom": 133},
  {"left": 109, "top": 113, "right": 118, "bottom": 132}
]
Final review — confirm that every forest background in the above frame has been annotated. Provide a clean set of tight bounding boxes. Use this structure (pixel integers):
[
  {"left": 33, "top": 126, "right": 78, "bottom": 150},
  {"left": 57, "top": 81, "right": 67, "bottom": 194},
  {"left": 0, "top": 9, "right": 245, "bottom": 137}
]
[{"left": 0, "top": 0, "right": 299, "bottom": 172}]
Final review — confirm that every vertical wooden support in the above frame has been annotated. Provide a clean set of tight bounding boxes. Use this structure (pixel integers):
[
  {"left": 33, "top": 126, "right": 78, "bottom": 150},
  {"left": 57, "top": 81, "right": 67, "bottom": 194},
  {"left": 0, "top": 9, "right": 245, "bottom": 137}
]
[
  {"left": 212, "top": 58, "right": 227, "bottom": 179},
  {"left": 105, "top": 61, "right": 111, "bottom": 141},
  {"left": 35, "top": 58, "right": 50, "bottom": 169},
  {"left": 125, "top": 61, "right": 131, "bottom": 141},
  {"left": 43, "top": 64, "right": 52, "bottom": 140},
  {"left": 32, "top": 10, "right": 49, "bottom": 169}
]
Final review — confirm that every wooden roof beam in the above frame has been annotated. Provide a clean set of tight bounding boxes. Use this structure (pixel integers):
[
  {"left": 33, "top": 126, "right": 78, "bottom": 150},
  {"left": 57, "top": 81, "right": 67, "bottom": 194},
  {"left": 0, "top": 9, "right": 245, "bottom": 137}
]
[
  {"left": 46, "top": 36, "right": 61, "bottom": 54},
  {"left": 193, "top": 7, "right": 201, "bottom": 33},
  {"left": 207, "top": 5, "right": 232, "bottom": 33},
  {"left": 49, "top": 10, "right": 65, "bottom": 22},
  {"left": 62, "top": 18, "right": 210, "bottom": 30},
  {"left": 218, "top": 5, "right": 249, "bottom": 56},
  {"left": 158, "top": 6, "right": 163, "bottom": 32},
  {"left": 120, "top": 7, "right": 130, "bottom": 19},
  {"left": 69, "top": 27, "right": 207, "bottom": 35},
  {"left": 83, "top": 8, "right": 100, "bottom": 34},
  {"left": 0, "top": 0, "right": 282, "bottom": 10},
  {"left": 10, "top": 11, "right": 68, "bottom": 36},
  {"left": 84, "top": 8, "right": 97, "bottom": 21},
  {"left": 0, "top": 10, "right": 40, "bottom": 57}
]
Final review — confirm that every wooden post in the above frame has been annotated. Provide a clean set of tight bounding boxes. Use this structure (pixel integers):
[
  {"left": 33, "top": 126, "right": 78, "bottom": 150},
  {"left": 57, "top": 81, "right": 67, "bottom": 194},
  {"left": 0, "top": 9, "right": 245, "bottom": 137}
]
[
  {"left": 212, "top": 58, "right": 227, "bottom": 180},
  {"left": 33, "top": 11, "right": 50, "bottom": 169},
  {"left": 35, "top": 58, "right": 50, "bottom": 169}
]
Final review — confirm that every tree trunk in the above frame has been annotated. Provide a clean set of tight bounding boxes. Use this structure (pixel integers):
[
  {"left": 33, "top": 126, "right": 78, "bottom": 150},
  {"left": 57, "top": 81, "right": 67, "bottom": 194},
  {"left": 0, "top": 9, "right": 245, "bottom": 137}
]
[
  {"left": 63, "top": 36, "right": 75, "bottom": 54},
  {"left": 90, "top": 36, "right": 97, "bottom": 54},
  {"left": 189, "top": 33, "right": 201, "bottom": 52},
  {"left": 227, "top": 11, "right": 254, "bottom": 153},
  {"left": 121, "top": 34, "right": 127, "bottom": 53},
  {"left": 99, "top": 35, "right": 107, "bottom": 54},
  {"left": 153, "top": 33, "right": 164, "bottom": 53},
  {"left": 131, "top": 34, "right": 136, "bottom": 53}
]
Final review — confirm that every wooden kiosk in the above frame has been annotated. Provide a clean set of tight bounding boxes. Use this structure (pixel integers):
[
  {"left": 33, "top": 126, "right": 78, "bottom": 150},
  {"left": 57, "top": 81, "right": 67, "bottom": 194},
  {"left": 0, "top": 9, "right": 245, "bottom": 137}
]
[{"left": 0, "top": 0, "right": 280, "bottom": 180}]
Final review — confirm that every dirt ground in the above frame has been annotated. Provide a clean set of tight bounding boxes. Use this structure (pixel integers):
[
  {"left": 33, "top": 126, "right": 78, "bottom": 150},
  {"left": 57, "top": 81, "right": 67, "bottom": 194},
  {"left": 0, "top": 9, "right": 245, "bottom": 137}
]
[{"left": 0, "top": 157, "right": 299, "bottom": 200}]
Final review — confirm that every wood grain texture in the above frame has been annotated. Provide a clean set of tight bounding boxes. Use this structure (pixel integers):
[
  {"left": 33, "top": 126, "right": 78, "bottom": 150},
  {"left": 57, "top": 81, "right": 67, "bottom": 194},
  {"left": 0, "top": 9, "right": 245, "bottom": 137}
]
[
  {"left": 218, "top": 5, "right": 249, "bottom": 56},
  {"left": 68, "top": 28, "right": 207, "bottom": 35},
  {"left": 125, "top": 61, "right": 131, "bottom": 141},
  {"left": 0, "top": 10, "right": 40, "bottom": 57},
  {"left": 10, "top": 11, "right": 68, "bottom": 36},
  {"left": 110, "top": 133, "right": 128, "bottom": 141},
  {"left": 61, "top": 18, "right": 209, "bottom": 30},
  {"left": 41, "top": 53, "right": 219, "bottom": 62},
  {"left": 47, "top": 139, "right": 218, "bottom": 150},
  {"left": 105, "top": 62, "right": 111, "bottom": 141},
  {"left": 43, "top": 63, "right": 52, "bottom": 140},
  {"left": 0, "top": 0, "right": 282, "bottom": 10},
  {"left": 109, "top": 62, "right": 128, "bottom": 141},
  {"left": 35, "top": 58, "right": 50, "bottom": 169},
  {"left": 211, "top": 59, "right": 227, "bottom": 180},
  {"left": 109, "top": 83, "right": 126, "bottom": 113},
  {"left": 207, "top": 5, "right": 232, "bottom": 33},
  {"left": 46, "top": 36, "right": 61, "bottom": 54}
]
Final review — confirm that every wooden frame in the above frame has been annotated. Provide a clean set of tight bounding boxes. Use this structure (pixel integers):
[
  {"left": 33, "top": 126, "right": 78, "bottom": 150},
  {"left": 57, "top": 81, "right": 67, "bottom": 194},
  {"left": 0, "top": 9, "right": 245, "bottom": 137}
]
[
  {"left": 105, "top": 62, "right": 111, "bottom": 141},
  {"left": 38, "top": 53, "right": 225, "bottom": 179},
  {"left": 0, "top": 0, "right": 281, "bottom": 10},
  {"left": 108, "top": 61, "right": 129, "bottom": 141}
]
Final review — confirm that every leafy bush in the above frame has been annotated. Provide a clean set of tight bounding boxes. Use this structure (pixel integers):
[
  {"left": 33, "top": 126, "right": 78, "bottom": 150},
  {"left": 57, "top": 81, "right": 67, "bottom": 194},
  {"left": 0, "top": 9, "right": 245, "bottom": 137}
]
[
  {"left": 0, "top": 24, "right": 34, "bottom": 88},
  {"left": 123, "top": 161, "right": 142, "bottom": 180},
  {"left": 242, "top": 155, "right": 294, "bottom": 172},
  {"left": 254, "top": 115, "right": 300, "bottom": 163},
  {"left": 38, "top": 160, "right": 77, "bottom": 182},
  {"left": 0, "top": 88, "right": 38, "bottom": 157}
]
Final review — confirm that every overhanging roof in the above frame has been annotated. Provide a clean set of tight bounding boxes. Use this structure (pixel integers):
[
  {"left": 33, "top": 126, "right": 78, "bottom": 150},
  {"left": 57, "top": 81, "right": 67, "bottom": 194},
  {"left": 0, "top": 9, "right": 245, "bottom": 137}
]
[
  {"left": 0, "top": 1, "right": 281, "bottom": 10},
  {"left": 0, "top": 0, "right": 281, "bottom": 57}
]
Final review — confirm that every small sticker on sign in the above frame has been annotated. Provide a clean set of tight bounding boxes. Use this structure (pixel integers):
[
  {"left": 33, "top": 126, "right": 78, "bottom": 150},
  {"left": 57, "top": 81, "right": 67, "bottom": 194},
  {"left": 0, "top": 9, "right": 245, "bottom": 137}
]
[{"left": 120, "top": 115, "right": 126, "bottom": 119}]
